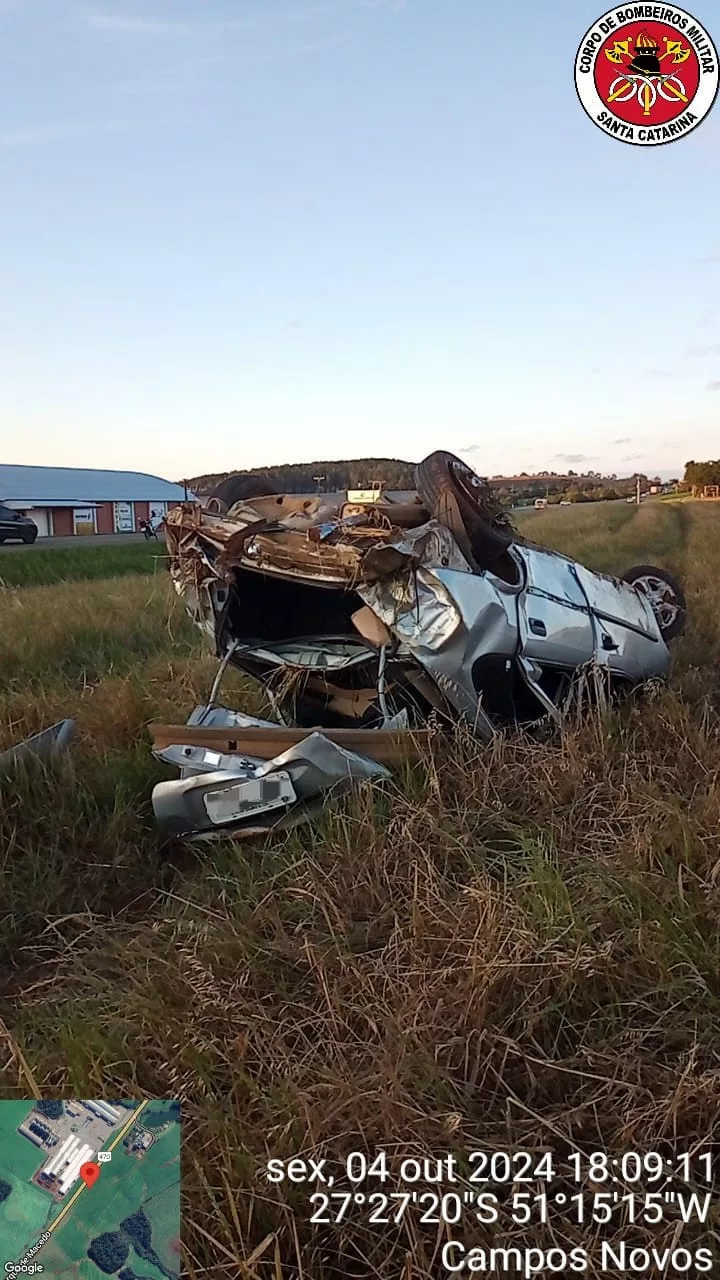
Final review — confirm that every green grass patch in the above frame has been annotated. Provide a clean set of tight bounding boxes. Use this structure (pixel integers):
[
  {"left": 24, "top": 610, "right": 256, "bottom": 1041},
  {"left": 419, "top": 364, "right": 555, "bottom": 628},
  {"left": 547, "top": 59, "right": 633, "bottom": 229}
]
[{"left": 0, "top": 540, "right": 167, "bottom": 588}]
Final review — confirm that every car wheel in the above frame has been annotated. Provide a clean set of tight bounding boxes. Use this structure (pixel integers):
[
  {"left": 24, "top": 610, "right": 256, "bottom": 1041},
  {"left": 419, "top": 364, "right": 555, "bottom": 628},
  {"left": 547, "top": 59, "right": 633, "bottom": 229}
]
[
  {"left": 205, "top": 473, "right": 279, "bottom": 515},
  {"left": 415, "top": 451, "right": 515, "bottom": 570},
  {"left": 622, "top": 565, "right": 687, "bottom": 641},
  {"left": 23, "top": 529, "right": 37, "bottom": 544}
]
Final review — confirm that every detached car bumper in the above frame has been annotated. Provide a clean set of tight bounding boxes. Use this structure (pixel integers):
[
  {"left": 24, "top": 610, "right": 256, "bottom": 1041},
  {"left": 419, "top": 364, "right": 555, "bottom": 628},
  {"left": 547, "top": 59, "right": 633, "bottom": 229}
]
[{"left": 150, "top": 707, "right": 395, "bottom": 839}]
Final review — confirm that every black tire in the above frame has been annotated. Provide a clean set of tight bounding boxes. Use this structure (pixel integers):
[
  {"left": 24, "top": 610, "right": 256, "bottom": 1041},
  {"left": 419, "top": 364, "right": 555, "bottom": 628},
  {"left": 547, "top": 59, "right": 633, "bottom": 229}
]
[
  {"left": 415, "top": 451, "right": 514, "bottom": 569},
  {"left": 206, "top": 473, "right": 278, "bottom": 515},
  {"left": 622, "top": 565, "right": 686, "bottom": 641},
  {"left": 23, "top": 529, "right": 37, "bottom": 544}
]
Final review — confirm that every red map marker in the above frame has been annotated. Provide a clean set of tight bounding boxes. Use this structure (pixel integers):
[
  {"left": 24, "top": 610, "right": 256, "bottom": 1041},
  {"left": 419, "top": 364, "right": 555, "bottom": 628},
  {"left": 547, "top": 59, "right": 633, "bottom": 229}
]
[{"left": 79, "top": 1162, "right": 101, "bottom": 1189}]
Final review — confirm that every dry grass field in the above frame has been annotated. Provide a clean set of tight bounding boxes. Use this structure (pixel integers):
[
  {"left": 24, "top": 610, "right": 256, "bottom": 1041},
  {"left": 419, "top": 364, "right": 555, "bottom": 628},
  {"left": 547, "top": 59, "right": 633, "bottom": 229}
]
[{"left": 1, "top": 500, "right": 719, "bottom": 1277}]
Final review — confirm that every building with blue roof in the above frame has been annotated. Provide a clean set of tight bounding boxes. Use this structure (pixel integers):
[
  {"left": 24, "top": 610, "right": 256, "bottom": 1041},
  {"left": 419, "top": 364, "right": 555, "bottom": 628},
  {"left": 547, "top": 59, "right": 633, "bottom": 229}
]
[{"left": 0, "top": 464, "right": 193, "bottom": 537}]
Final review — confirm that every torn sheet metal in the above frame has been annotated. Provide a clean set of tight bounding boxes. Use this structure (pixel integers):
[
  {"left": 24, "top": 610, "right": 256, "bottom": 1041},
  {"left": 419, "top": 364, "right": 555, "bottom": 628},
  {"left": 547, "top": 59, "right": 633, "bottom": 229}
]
[
  {"left": 154, "top": 705, "right": 279, "bottom": 778},
  {"left": 358, "top": 568, "right": 463, "bottom": 650},
  {"left": 0, "top": 719, "right": 76, "bottom": 774},
  {"left": 151, "top": 724, "right": 389, "bottom": 838},
  {"left": 253, "top": 731, "right": 391, "bottom": 795}
]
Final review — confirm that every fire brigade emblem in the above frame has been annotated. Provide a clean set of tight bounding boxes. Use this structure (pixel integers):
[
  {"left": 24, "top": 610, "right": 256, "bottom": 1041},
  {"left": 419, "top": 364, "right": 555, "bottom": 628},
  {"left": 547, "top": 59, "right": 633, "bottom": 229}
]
[{"left": 575, "top": 5, "right": 718, "bottom": 145}]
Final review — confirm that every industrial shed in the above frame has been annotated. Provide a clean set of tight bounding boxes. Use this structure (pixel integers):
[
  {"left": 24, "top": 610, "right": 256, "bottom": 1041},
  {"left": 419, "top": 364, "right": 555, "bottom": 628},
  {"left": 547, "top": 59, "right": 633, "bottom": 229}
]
[{"left": 0, "top": 464, "right": 192, "bottom": 537}]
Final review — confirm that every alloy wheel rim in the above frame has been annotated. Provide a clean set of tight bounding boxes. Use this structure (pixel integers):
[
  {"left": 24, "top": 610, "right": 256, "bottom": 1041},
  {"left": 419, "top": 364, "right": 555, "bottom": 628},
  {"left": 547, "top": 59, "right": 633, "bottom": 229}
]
[{"left": 632, "top": 574, "right": 680, "bottom": 630}]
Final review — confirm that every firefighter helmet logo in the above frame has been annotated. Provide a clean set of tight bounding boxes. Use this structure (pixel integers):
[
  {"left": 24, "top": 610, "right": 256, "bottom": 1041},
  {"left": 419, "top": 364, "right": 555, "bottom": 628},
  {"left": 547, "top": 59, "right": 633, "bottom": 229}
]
[{"left": 575, "top": 5, "right": 718, "bottom": 145}]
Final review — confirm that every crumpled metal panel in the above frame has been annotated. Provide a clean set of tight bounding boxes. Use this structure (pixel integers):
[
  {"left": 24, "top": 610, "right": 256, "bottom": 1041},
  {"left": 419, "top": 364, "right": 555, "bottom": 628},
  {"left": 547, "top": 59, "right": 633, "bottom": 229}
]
[
  {"left": 512, "top": 545, "right": 669, "bottom": 676},
  {"left": 228, "top": 528, "right": 360, "bottom": 585},
  {"left": 152, "top": 721, "right": 389, "bottom": 836},
  {"left": 185, "top": 705, "right": 280, "bottom": 729},
  {"left": 154, "top": 706, "right": 275, "bottom": 778},
  {"left": 571, "top": 562, "right": 661, "bottom": 639},
  {"left": 514, "top": 546, "right": 596, "bottom": 667},
  {"left": 359, "top": 562, "right": 521, "bottom": 734},
  {"left": 589, "top": 618, "right": 670, "bottom": 680},
  {"left": 238, "top": 641, "right": 376, "bottom": 670},
  {"left": 516, "top": 545, "right": 588, "bottom": 609},
  {"left": 155, "top": 742, "right": 264, "bottom": 778},
  {"left": 166, "top": 505, "right": 465, "bottom": 591},
  {"left": 254, "top": 731, "right": 391, "bottom": 797},
  {"left": 0, "top": 719, "right": 76, "bottom": 773},
  {"left": 360, "top": 568, "right": 463, "bottom": 649},
  {"left": 360, "top": 520, "right": 472, "bottom": 580}
]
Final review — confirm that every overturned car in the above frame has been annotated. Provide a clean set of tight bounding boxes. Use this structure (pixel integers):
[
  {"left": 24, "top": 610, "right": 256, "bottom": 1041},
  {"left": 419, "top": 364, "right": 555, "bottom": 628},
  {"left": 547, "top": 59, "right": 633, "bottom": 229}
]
[{"left": 153, "top": 453, "right": 686, "bottom": 837}]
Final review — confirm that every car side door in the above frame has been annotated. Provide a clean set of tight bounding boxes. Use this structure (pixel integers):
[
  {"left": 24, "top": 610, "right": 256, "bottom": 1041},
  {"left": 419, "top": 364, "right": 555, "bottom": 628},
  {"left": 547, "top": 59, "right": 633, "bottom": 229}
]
[{"left": 515, "top": 545, "right": 596, "bottom": 666}]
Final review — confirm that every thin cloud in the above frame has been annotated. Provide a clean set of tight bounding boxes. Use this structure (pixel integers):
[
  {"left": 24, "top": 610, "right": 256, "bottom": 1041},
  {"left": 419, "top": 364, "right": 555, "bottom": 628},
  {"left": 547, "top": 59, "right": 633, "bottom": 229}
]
[
  {"left": 707, "top": 380, "right": 720, "bottom": 392},
  {"left": 685, "top": 343, "right": 720, "bottom": 357},
  {"left": 646, "top": 368, "right": 673, "bottom": 378},
  {"left": 354, "top": 0, "right": 407, "bottom": 8},
  {"left": 82, "top": 8, "right": 329, "bottom": 37},
  {"left": 613, "top": 437, "right": 632, "bottom": 445},
  {"left": 224, "top": 5, "right": 338, "bottom": 30},
  {"left": 84, "top": 14, "right": 197, "bottom": 35},
  {"left": 552, "top": 453, "right": 592, "bottom": 464},
  {"left": 238, "top": 35, "right": 340, "bottom": 65},
  {"left": 84, "top": 0, "right": 404, "bottom": 37},
  {"left": 0, "top": 119, "right": 136, "bottom": 146},
  {"left": 104, "top": 36, "right": 340, "bottom": 97}
]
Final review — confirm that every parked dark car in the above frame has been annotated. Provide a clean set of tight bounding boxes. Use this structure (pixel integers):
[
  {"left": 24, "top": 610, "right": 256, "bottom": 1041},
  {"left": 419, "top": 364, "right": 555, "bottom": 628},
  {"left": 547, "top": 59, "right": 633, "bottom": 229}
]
[{"left": 0, "top": 505, "right": 38, "bottom": 544}]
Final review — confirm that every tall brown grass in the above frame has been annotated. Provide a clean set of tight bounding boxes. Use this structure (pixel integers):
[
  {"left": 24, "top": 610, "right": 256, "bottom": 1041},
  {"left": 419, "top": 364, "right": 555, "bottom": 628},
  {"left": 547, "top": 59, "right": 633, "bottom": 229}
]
[{"left": 1, "top": 501, "right": 719, "bottom": 1277}]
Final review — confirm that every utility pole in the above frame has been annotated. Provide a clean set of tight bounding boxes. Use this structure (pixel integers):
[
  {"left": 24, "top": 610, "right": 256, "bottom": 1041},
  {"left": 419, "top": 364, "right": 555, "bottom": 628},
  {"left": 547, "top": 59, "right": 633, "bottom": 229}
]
[
  {"left": 636, "top": 476, "right": 641, "bottom": 505},
  {"left": 313, "top": 474, "right": 326, "bottom": 495}
]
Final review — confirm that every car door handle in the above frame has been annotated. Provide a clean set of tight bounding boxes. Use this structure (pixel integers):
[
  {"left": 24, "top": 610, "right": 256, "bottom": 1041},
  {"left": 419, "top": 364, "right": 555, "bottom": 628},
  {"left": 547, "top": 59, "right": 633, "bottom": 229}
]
[{"left": 528, "top": 618, "right": 547, "bottom": 636}]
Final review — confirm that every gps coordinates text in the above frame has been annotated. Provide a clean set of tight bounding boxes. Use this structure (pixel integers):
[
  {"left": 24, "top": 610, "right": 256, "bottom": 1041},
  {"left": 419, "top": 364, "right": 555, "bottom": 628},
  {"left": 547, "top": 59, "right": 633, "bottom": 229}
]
[{"left": 265, "top": 1148, "right": 715, "bottom": 1274}]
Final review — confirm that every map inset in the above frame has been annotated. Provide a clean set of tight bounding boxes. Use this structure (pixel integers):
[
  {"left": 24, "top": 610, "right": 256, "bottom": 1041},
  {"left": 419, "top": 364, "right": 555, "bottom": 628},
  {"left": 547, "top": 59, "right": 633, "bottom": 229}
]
[{"left": 0, "top": 1099, "right": 181, "bottom": 1278}]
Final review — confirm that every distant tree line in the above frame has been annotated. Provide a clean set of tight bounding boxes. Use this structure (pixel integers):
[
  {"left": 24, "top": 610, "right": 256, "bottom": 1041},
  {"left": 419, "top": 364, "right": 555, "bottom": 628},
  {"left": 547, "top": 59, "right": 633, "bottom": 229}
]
[
  {"left": 183, "top": 458, "right": 417, "bottom": 495},
  {"left": 683, "top": 459, "right": 720, "bottom": 487},
  {"left": 182, "top": 459, "right": 672, "bottom": 504}
]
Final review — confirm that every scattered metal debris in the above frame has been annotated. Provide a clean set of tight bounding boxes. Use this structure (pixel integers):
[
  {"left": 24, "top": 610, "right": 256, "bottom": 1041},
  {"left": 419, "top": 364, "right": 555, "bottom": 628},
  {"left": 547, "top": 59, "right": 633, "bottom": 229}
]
[
  {"left": 151, "top": 710, "right": 391, "bottom": 838},
  {"left": 0, "top": 719, "right": 76, "bottom": 774}
]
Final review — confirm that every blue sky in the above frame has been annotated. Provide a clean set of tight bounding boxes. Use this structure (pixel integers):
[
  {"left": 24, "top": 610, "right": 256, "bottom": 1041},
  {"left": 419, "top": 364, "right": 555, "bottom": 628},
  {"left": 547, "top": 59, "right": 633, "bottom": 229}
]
[{"left": 1, "top": 0, "right": 718, "bottom": 481}]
